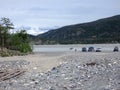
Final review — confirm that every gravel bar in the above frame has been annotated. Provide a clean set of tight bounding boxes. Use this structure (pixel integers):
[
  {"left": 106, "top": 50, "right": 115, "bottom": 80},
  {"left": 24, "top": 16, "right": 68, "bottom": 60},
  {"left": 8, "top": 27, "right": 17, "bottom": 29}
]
[{"left": 0, "top": 52, "right": 120, "bottom": 90}]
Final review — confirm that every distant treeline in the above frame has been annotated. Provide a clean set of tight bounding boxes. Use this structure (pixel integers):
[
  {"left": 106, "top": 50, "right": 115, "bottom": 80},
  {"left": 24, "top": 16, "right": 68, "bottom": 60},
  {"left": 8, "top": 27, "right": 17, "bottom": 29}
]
[{"left": 29, "top": 15, "right": 120, "bottom": 44}]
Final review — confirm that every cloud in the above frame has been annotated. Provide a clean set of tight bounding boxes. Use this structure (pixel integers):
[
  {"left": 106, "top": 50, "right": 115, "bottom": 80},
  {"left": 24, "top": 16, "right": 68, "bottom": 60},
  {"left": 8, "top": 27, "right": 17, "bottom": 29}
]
[
  {"left": 0, "top": 0, "right": 120, "bottom": 35},
  {"left": 13, "top": 26, "right": 60, "bottom": 35},
  {"left": 26, "top": 29, "right": 43, "bottom": 35},
  {"left": 26, "top": 26, "right": 60, "bottom": 35}
]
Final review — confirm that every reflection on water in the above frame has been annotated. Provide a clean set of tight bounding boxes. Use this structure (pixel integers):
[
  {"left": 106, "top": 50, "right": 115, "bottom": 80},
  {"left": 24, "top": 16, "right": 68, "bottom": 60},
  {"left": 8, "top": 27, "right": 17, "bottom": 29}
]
[{"left": 33, "top": 44, "right": 120, "bottom": 52}]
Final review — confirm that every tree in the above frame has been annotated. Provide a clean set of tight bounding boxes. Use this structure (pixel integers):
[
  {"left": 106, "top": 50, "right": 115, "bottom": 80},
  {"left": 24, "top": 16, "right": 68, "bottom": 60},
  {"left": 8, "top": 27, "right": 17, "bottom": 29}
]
[
  {"left": 0, "top": 17, "right": 14, "bottom": 29},
  {"left": 0, "top": 26, "right": 5, "bottom": 51},
  {"left": 0, "top": 17, "right": 14, "bottom": 48},
  {"left": 0, "top": 17, "right": 32, "bottom": 56}
]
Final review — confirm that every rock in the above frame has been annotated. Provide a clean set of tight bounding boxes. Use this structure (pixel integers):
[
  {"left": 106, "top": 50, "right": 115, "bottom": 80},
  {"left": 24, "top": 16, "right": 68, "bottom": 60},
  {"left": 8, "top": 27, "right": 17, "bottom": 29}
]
[{"left": 52, "top": 67, "right": 56, "bottom": 71}]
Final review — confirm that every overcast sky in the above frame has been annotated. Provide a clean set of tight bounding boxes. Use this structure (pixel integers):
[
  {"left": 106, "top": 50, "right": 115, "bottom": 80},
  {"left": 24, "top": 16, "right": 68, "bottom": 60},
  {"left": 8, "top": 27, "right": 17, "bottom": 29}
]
[{"left": 0, "top": 0, "right": 120, "bottom": 35}]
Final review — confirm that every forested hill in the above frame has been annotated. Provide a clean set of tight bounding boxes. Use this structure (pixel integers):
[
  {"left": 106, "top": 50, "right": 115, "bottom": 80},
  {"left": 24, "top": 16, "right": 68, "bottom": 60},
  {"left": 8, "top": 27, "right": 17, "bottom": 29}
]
[{"left": 32, "top": 15, "right": 120, "bottom": 44}]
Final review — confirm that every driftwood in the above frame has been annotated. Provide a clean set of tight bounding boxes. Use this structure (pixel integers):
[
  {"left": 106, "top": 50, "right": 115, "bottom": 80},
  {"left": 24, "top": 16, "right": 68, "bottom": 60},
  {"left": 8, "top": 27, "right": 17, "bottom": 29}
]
[
  {"left": 0, "top": 68, "right": 26, "bottom": 82},
  {"left": 86, "top": 62, "right": 96, "bottom": 66}
]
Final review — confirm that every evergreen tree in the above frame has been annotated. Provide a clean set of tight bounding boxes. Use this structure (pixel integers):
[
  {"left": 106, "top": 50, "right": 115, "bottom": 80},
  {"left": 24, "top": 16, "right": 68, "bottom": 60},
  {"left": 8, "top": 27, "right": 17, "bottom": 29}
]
[{"left": 0, "top": 17, "right": 14, "bottom": 48}]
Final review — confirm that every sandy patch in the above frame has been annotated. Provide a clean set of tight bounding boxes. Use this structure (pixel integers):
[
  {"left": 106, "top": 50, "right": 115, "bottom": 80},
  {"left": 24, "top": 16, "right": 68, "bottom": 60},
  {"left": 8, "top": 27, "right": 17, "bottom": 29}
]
[{"left": 0, "top": 52, "right": 67, "bottom": 73}]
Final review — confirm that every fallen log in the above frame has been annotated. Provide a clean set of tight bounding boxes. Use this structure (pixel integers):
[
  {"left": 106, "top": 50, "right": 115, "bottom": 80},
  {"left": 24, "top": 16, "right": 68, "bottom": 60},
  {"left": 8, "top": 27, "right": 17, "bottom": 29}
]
[{"left": 0, "top": 69, "right": 26, "bottom": 82}]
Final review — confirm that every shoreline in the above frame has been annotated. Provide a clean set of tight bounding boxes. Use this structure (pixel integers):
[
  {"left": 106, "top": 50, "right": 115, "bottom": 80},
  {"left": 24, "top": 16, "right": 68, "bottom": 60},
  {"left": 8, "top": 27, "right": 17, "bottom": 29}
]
[
  {"left": 0, "top": 51, "right": 117, "bottom": 73},
  {"left": 0, "top": 51, "right": 120, "bottom": 90},
  {"left": 0, "top": 52, "right": 67, "bottom": 73}
]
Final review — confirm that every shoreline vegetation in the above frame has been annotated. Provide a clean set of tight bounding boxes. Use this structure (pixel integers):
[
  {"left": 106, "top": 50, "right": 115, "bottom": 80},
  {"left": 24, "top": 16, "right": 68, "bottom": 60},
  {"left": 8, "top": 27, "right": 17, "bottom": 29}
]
[
  {"left": 0, "top": 17, "right": 32, "bottom": 57},
  {"left": 0, "top": 48, "right": 32, "bottom": 57}
]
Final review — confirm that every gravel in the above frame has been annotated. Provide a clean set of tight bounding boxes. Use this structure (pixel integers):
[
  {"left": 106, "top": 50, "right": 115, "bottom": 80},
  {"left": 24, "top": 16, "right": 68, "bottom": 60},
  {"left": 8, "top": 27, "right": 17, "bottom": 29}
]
[
  {"left": 0, "top": 52, "right": 120, "bottom": 90},
  {"left": 0, "top": 60, "right": 29, "bottom": 69}
]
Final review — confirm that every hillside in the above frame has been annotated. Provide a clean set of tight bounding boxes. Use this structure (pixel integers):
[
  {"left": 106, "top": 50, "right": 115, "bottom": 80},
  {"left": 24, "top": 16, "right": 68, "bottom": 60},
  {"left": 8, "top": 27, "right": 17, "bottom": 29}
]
[{"left": 31, "top": 15, "right": 120, "bottom": 44}]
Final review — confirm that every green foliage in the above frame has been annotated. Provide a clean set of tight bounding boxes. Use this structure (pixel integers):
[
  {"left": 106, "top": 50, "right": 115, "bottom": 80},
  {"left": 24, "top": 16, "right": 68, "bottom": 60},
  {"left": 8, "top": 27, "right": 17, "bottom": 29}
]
[
  {"left": 0, "top": 51, "right": 9, "bottom": 57},
  {"left": 0, "top": 17, "right": 14, "bottom": 47},
  {"left": 0, "top": 17, "right": 32, "bottom": 56},
  {"left": 11, "top": 30, "right": 32, "bottom": 53},
  {"left": 19, "top": 43, "right": 32, "bottom": 53}
]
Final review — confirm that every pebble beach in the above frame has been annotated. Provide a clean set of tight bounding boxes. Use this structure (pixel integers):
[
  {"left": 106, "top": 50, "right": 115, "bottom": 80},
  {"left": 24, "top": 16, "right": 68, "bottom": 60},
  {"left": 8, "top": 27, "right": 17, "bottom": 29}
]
[{"left": 0, "top": 51, "right": 120, "bottom": 90}]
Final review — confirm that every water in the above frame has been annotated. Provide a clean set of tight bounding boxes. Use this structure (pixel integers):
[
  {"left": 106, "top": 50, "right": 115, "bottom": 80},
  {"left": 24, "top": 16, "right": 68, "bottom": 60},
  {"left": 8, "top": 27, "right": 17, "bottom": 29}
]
[{"left": 33, "top": 44, "right": 120, "bottom": 52}]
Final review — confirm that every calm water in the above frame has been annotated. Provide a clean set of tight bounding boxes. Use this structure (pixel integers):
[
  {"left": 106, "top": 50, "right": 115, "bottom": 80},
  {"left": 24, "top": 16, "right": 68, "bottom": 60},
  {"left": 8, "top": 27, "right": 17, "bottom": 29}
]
[{"left": 33, "top": 44, "right": 120, "bottom": 52}]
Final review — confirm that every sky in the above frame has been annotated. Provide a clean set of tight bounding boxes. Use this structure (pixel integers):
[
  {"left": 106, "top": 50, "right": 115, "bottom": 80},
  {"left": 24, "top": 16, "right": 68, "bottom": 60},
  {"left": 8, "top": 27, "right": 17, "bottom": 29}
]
[{"left": 0, "top": 0, "right": 120, "bottom": 35}]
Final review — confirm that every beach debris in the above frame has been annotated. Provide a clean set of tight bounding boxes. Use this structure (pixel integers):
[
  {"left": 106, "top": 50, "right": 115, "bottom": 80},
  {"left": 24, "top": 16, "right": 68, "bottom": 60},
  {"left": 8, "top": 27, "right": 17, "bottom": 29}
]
[
  {"left": 86, "top": 62, "right": 96, "bottom": 66},
  {"left": 0, "top": 60, "right": 28, "bottom": 82},
  {"left": 0, "top": 68, "right": 26, "bottom": 82}
]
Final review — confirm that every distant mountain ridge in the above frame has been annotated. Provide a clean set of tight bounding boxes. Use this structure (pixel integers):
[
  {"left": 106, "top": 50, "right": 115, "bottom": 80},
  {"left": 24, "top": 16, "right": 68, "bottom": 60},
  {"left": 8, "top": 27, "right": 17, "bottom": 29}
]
[{"left": 30, "top": 15, "right": 120, "bottom": 44}]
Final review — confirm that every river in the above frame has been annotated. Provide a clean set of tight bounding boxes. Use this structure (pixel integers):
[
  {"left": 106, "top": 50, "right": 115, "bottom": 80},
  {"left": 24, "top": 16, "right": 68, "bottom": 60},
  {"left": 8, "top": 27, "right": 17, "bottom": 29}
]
[{"left": 33, "top": 44, "right": 120, "bottom": 52}]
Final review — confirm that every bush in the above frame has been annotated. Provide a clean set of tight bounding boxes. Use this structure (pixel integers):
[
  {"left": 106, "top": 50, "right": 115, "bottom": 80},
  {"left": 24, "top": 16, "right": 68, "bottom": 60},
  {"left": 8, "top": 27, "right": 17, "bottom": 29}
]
[
  {"left": 20, "top": 43, "right": 32, "bottom": 53},
  {"left": 10, "top": 30, "right": 32, "bottom": 53}
]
